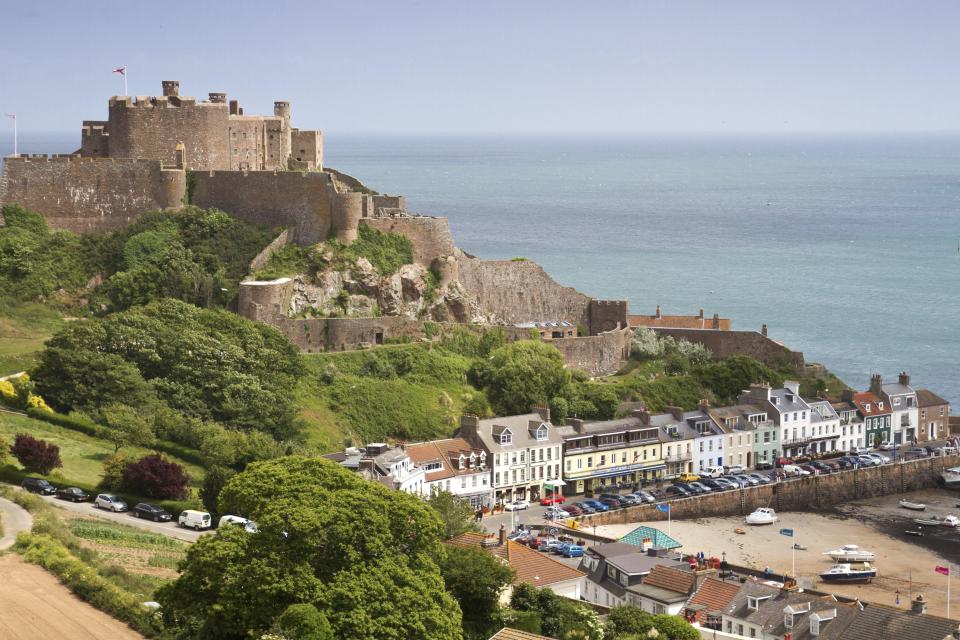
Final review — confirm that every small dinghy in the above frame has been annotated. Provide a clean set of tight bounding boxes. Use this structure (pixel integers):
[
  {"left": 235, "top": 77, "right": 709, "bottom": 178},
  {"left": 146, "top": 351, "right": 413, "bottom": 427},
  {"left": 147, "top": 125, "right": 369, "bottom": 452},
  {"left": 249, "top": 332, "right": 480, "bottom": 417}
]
[
  {"left": 899, "top": 499, "right": 927, "bottom": 511},
  {"left": 905, "top": 530, "right": 924, "bottom": 537},
  {"left": 914, "top": 517, "right": 944, "bottom": 526},
  {"left": 793, "top": 543, "right": 807, "bottom": 551}
]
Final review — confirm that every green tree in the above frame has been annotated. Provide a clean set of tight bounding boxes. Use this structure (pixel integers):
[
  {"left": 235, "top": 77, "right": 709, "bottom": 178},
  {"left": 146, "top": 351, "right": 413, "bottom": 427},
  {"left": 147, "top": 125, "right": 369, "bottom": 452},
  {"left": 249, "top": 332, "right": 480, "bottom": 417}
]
[
  {"left": 604, "top": 605, "right": 655, "bottom": 639},
  {"left": 484, "top": 341, "right": 571, "bottom": 416},
  {"left": 98, "top": 450, "right": 133, "bottom": 490},
  {"left": 101, "top": 403, "right": 155, "bottom": 452},
  {"left": 649, "top": 615, "right": 699, "bottom": 640},
  {"left": 158, "top": 457, "right": 462, "bottom": 640},
  {"left": 427, "top": 490, "right": 480, "bottom": 540},
  {"left": 276, "top": 604, "right": 333, "bottom": 640},
  {"left": 200, "top": 465, "right": 236, "bottom": 516},
  {"left": 439, "top": 546, "right": 515, "bottom": 640},
  {"left": 510, "top": 583, "right": 603, "bottom": 640}
]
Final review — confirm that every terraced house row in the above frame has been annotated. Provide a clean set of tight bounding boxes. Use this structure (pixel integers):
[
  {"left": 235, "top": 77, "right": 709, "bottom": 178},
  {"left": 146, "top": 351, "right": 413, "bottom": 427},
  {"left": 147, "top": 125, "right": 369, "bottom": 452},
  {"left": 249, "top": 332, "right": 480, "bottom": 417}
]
[{"left": 325, "top": 373, "right": 949, "bottom": 506}]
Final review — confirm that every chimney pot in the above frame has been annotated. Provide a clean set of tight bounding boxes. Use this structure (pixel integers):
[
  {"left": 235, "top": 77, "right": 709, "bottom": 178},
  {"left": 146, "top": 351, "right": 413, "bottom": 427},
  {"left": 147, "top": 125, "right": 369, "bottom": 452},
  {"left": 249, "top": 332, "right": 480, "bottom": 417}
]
[{"left": 655, "top": 305, "right": 662, "bottom": 318}]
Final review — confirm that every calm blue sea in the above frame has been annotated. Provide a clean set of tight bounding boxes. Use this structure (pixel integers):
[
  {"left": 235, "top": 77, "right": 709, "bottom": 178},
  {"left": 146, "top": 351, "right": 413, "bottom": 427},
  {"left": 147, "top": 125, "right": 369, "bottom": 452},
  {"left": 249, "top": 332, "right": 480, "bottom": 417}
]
[{"left": 6, "top": 133, "right": 960, "bottom": 403}]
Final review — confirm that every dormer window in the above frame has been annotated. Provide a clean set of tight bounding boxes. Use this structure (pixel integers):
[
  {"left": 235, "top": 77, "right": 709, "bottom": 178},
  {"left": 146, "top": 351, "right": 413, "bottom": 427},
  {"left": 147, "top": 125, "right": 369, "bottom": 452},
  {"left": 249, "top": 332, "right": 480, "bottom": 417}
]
[
  {"left": 457, "top": 454, "right": 465, "bottom": 469},
  {"left": 893, "top": 398, "right": 901, "bottom": 406},
  {"left": 784, "top": 612, "right": 794, "bottom": 629},
  {"left": 535, "top": 424, "right": 549, "bottom": 441},
  {"left": 496, "top": 428, "right": 513, "bottom": 446},
  {"left": 878, "top": 402, "right": 884, "bottom": 410},
  {"left": 864, "top": 403, "right": 871, "bottom": 411},
  {"left": 747, "top": 595, "right": 771, "bottom": 611}
]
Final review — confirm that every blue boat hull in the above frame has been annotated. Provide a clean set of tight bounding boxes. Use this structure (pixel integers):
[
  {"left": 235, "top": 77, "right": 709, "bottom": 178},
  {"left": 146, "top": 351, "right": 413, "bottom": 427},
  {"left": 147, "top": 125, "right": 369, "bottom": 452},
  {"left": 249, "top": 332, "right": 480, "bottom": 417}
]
[{"left": 819, "top": 571, "right": 875, "bottom": 583}]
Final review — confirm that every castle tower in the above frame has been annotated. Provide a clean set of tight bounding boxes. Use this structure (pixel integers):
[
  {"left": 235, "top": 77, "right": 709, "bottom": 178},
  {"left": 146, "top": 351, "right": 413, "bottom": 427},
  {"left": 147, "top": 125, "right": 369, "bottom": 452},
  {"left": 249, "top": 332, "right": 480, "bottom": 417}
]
[{"left": 162, "top": 80, "right": 180, "bottom": 97}]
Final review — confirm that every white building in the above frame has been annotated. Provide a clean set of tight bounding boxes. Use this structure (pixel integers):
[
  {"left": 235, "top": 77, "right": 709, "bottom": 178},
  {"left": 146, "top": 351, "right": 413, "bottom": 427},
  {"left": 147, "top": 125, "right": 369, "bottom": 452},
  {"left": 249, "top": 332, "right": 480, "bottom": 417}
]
[
  {"left": 805, "top": 399, "right": 841, "bottom": 455},
  {"left": 405, "top": 438, "right": 492, "bottom": 508},
  {"left": 325, "top": 443, "right": 426, "bottom": 494},
  {"left": 831, "top": 399, "right": 865, "bottom": 452},
  {"left": 873, "top": 372, "right": 920, "bottom": 445},
  {"left": 740, "top": 382, "right": 811, "bottom": 459}
]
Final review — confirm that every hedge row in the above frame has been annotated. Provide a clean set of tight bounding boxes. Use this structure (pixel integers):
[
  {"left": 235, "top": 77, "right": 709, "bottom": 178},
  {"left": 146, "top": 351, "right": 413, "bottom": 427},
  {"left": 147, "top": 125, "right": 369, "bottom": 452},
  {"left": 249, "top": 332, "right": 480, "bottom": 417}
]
[
  {"left": 14, "top": 532, "right": 163, "bottom": 637},
  {"left": 0, "top": 465, "right": 196, "bottom": 516},
  {"left": 24, "top": 407, "right": 207, "bottom": 467}
]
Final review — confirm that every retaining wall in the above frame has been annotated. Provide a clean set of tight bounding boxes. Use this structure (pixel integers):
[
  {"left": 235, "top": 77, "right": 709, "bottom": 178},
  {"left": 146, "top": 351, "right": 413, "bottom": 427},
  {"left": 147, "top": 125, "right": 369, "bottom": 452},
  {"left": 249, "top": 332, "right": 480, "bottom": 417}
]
[
  {"left": 651, "top": 328, "right": 805, "bottom": 369},
  {"left": 551, "top": 327, "right": 633, "bottom": 377},
  {"left": 362, "top": 216, "right": 455, "bottom": 266},
  {"left": 583, "top": 455, "right": 960, "bottom": 527}
]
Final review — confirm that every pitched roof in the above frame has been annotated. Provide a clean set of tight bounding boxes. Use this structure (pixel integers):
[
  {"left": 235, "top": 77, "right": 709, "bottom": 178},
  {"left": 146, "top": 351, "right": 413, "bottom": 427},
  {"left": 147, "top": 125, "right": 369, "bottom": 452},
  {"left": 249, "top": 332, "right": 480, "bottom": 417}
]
[
  {"left": 642, "top": 564, "right": 697, "bottom": 596},
  {"left": 619, "top": 525, "right": 683, "bottom": 550},
  {"left": 505, "top": 540, "right": 585, "bottom": 587},
  {"left": 839, "top": 603, "right": 959, "bottom": 640},
  {"left": 488, "top": 628, "right": 558, "bottom": 640},
  {"left": 686, "top": 577, "right": 741, "bottom": 614},
  {"left": 853, "top": 392, "right": 891, "bottom": 416},
  {"left": 447, "top": 531, "right": 509, "bottom": 559},
  {"left": 404, "top": 438, "right": 486, "bottom": 481},
  {"left": 916, "top": 388, "right": 949, "bottom": 408}
]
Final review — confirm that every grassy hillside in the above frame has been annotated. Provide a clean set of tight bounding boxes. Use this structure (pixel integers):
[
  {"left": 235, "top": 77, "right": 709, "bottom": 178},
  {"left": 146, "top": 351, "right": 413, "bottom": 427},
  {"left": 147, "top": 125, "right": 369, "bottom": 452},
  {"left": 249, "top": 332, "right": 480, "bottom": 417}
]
[{"left": 0, "top": 302, "right": 66, "bottom": 376}]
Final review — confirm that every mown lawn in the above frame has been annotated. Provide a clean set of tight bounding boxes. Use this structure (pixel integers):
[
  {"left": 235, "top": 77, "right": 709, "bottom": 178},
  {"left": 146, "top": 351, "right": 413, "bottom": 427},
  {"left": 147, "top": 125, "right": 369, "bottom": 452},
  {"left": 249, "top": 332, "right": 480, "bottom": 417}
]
[{"left": 0, "top": 411, "right": 205, "bottom": 488}]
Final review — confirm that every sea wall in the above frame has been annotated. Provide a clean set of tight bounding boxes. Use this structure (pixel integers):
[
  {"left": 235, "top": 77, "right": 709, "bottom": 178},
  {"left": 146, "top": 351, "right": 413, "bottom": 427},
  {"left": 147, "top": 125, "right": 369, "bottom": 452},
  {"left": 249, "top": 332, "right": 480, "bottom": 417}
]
[
  {"left": 456, "top": 256, "right": 593, "bottom": 327},
  {"left": 583, "top": 455, "right": 960, "bottom": 526},
  {"left": 0, "top": 155, "right": 185, "bottom": 233},
  {"left": 651, "top": 327, "right": 805, "bottom": 369}
]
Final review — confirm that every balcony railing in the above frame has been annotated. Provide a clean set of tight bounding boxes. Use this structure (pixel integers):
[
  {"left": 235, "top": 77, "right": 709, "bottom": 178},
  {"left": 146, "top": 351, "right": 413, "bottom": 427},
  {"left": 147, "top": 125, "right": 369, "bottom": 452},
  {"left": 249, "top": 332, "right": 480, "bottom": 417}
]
[{"left": 662, "top": 452, "right": 692, "bottom": 462}]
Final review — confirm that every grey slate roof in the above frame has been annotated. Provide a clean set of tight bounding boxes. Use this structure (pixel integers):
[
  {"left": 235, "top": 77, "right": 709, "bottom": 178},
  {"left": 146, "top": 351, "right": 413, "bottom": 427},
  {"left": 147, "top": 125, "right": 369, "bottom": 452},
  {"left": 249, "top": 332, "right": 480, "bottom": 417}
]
[
  {"left": 882, "top": 382, "right": 915, "bottom": 397},
  {"left": 916, "top": 388, "right": 949, "bottom": 408},
  {"left": 839, "top": 603, "right": 959, "bottom": 640},
  {"left": 724, "top": 582, "right": 859, "bottom": 639},
  {"left": 471, "top": 413, "right": 563, "bottom": 452},
  {"left": 807, "top": 399, "right": 839, "bottom": 424},
  {"left": 768, "top": 388, "right": 810, "bottom": 415}
]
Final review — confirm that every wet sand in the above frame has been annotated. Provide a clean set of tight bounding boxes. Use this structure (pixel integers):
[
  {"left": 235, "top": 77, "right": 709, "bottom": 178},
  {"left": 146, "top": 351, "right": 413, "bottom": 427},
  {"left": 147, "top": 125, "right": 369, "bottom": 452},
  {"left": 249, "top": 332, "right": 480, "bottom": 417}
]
[{"left": 595, "top": 489, "right": 960, "bottom": 619}]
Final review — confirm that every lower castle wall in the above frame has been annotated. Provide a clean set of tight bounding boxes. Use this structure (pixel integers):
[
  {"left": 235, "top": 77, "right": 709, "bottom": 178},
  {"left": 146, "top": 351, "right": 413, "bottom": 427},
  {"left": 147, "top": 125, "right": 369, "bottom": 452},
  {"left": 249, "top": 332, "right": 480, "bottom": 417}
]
[
  {"left": 0, "top": 156, "right": 185, "bottom": 233},
  {"left": 651, "top": 328, "right": 805, "bottom": 368},
  {"left": 191, "top": 170, "right": 335, "bottom": 244},
  {"left": 550, "top": 327, "right": 633, "bottom": 377},
  {"left": 248, "top": 230, "right": 292, "bottom": 274},
  {"left": 580, "top": 454, "right": 960, "bottom": 526},
  {"left": 362, "top": 216, "right": 456, "bottom": 266}
]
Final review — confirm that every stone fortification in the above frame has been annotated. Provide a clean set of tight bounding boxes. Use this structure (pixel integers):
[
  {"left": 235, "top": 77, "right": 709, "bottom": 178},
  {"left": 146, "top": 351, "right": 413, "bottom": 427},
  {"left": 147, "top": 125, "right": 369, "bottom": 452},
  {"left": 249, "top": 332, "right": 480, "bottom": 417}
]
[
  {"left": 550, "top": 327, "right": 633, "bottom": 377},
  {"left": 0, "top": 155, "right": 184, "bottom": 233},
  {"left": 651, "top": 327, "right": 805, "bottom": 368},
  {"left": 584, "top": 454, "right": 960, "bottom": 525},
  {"left": 362, "top": 215, "right": 454, "bottom": 266}
]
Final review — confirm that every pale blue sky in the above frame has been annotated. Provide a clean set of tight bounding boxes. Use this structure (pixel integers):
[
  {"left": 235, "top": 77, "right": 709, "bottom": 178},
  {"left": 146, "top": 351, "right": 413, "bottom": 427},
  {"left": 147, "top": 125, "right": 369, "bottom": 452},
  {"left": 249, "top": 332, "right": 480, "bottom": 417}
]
[{"left": 2, "top": 0, "right": 959, "bottom": 134}]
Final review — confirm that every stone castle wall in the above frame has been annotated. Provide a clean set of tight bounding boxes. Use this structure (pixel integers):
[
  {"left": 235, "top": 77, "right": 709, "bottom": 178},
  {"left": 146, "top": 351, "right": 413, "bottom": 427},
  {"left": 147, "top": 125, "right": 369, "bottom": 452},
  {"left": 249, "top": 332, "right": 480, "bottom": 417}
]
[
  {"left": 362, "top": 216, "right": 456, "bottom": 266},
  {"left": 551, "top": 327, "right": 633, "bottom": 376},
  {"left": 583, "top": 454, "right": 960, "bottom": 525},
  {"left": 651, "top": 327, "right": 805, "bottom": 368},
  {"left": 248, "top": 230, "right": 292, "bottom": 274},
  {"left": 456, "top": 257, "right": 593, "bottom": 327},
  {"left": 0, "top": 155, "right": 185, "bottom": 233}
]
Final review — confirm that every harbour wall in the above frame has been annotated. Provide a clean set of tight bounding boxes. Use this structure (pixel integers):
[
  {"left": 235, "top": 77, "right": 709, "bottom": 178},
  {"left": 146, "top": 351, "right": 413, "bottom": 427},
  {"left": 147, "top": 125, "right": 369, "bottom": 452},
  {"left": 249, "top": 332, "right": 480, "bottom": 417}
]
[{"left": 582, "top": 454, "right": 960, "bottom": 526}]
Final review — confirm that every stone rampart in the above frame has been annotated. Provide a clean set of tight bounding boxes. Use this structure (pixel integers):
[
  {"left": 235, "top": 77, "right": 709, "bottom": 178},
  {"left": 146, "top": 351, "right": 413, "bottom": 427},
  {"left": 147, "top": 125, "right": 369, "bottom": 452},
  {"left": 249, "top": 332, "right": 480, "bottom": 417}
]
[
  {"left": 273, "top": 316, "right": 428, "bottom": 353},
  {"left": 362, "top": 216, "right": 456, "bottom": 266},
  {"left": 456, "top": 256, "right": 593, "bottom": 327},
  {"left": 651, "top": 327, "right": 805, "bottom": 369},
  {"left": 0, "top": 155, "right": 185, "bottom": 233},
  {"left": 238, "top": 277, "right": 294, "bottom": 323},
  {"left": 550, "top": 327, "right": 633, "bottom": 377},
  {"left": 248, "top": 229, "right": 292, "bottom": 274},
  {"left": 582, "top": 455, "right": 960, "bottom": 527},
  {"left": 191, "top": 170, "right": 334, "bottom": 244}
]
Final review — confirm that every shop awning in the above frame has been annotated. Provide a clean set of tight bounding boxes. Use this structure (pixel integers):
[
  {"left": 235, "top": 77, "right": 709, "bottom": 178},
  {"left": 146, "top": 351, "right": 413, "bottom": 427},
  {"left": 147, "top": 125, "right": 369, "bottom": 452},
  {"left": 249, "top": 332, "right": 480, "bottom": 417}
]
[{"left": 543, "top": 480, "right": 566, "bottom": 489}]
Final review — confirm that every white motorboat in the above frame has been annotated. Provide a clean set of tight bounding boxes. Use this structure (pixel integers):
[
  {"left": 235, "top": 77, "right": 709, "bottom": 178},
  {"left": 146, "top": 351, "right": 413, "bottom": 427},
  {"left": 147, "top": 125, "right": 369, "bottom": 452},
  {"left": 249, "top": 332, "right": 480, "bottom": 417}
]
[
  {"left": 941, "top": 467, "right": 960, "bottom": 489},
  {"left": 819, "top": 563, "right": 876, "bottom": 584},
  {"left": 823, "top": 544, "right": 875, "bottom": 563},
  {"left": 745, "top": 507, "right": 777, "bottom": 525},
  {"left": 944, "top": 515, "right": 960, "bottom": 528},
  {"left": 899, "top": 499, "right": 926, "bottom": 511}
]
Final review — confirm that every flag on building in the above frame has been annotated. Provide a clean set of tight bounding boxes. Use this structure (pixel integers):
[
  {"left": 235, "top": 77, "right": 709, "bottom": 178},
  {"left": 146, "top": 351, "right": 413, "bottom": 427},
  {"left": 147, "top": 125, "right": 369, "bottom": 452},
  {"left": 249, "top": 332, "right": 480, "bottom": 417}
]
[
  {"left": 936, "top": 566, "right": 951, "bottom": 576},
  {"left": 113, "top": 66, "right": 126, "bottom": 76},
  {"left": 779, "top": 528, "right": 794, "bottom": 537},
  {"left": 656, "top": 504, "right": 670, "bottom": 513}
]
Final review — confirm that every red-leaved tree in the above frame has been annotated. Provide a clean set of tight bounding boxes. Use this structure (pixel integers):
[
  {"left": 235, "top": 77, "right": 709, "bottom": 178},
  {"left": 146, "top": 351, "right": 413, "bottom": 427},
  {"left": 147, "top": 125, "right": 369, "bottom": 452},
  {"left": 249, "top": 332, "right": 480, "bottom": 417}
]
[
  {"left": 122, "top": 454, "right": 189, "bottom": 500},
  {"left": 11, "top": 433, "right": 62, "bottom": 475}
]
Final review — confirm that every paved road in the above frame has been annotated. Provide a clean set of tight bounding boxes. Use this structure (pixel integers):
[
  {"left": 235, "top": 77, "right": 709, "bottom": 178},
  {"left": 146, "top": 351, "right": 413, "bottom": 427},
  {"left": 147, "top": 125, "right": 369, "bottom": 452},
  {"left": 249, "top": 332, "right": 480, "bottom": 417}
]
[
  {"left": 37, "top": 495, "right": 207, "bottom": 543},
  {"left": 0, "top": 497, "right": 33, "bottom": 550}
]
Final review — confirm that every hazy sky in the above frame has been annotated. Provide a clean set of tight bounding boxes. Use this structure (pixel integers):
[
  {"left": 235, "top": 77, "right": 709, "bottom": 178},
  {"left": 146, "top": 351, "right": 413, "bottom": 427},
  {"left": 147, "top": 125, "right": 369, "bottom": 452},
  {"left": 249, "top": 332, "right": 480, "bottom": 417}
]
[{"left": 2, "top": 1, "right": 959, "bottom": 135}]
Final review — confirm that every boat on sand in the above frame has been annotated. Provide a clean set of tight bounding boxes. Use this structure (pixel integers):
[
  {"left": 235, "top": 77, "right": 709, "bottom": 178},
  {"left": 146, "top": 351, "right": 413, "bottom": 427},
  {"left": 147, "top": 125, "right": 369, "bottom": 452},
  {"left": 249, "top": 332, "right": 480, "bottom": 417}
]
[
  {"left": 899, "top": 499, "right": 926, "bottom": 511},
  {"left": 745, "top": 508, "right": 777, "bottom": 525},
  {"left": 823, "top": 544, "right": 875, "bottom": 563},
  {"left": 819, "top": 563, "right": 876, "bottom": 583}
]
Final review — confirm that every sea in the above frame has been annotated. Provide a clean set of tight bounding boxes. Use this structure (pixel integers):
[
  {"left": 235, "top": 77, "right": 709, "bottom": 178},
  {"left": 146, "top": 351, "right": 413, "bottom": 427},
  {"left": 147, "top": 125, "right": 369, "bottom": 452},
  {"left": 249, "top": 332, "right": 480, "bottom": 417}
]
[{"left": 5, "top": 133, "right": 960, "bottom": 404}]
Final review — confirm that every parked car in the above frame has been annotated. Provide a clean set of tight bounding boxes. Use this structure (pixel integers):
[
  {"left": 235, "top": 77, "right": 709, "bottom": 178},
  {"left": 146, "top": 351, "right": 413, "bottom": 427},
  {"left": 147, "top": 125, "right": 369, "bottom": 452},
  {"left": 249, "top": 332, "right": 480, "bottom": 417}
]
[
  {"left": 616, "top": 494, "right": 641, "bottom": 505},
  {"left": 219, "top": 514, "right": 258, "bottom": 532},
  {"left": 675, "top": 482, "right": 701, "bottom": 494},
  {"left": 599, "top": 497, "right": 623, "bottom": 509},
  {"left": 878, "top": 441, "right": 895, "bottom": 451},
  {"left": 714, "top": 477, "right": 741, "bottom": 489},
  {"left": 723, "top": 475, "right": 748, "bottom": 488},
  {"left": 776, "top": 457, "right": 793, "bottom": 467},
  {"left": 832, "top": 457, "right": 852, "bottom": 469},
  {"left": 856, "top": 455, "right": 878, "bottom": 467},
  {"left": 745, "top": 473, "right": 769, "bottom": 485},
  {"left": 94, "top": 493, "right": 128, "bottom": 512},
  {"left": 754, "top": 460, "right": 774, "bottom": 470},
  {"left": 504, "top": 499, "right": 530, "bottom": 511},
  {"left": 21, "top": 477, "right": 57, "bottom": 496},
  {"left": 677, "top": 472, "right": 700, "bottom": 483},
  {"left": 599, "top": 493, "right": 626, "bottom": 504},
  {"left": 907, "top": 447, "right": 930, "bottom": 458},
  {"left": 544, "top": 506, "right": 571, "bottom": 519},
  {"left": 540, "top": 495, "right": 566, "bottom": 506},
  {"left": 178, "top": 509, "right": 212, "bottom": 530},
  {"left": 688, "top": 481, "right": 714, "bottom": 493},
  {"left": 574, "top": 501, "right": 597, "bottom": 514},
  {"left": 734, "top": 474, "right": 759, "bottom": 486},
  {"left": 810, "top": 461, "right": 834, "bottom": 473},
  {"left": 799, "top": 464, "right": 819, "bottom": 475},
  {"left": 634, "top": 490, "right": 657, "bottom": 503},
  {"left": 581, "top": 499, "right": 609, "bottom": 512},
  {"left": 866, "top": 453, "right": 891, "bottom": 464},
  {"left": 563, "top": 504, "right": 584, "bottom": 516},
  {"left": 55, "top": 487, "right": 89, "bottom": 502},
  {"left": 700, "top": 479, "right": 729, "bottom": 491},
  {"left": 540, "top": 538, "right": 563, "bottom": 552},
  {"left": 702, "top": 465, "right": 726, "bottom": 478},
  {"left": 782, "top": 464, "right": 810, "bottom": 477},
  {"left": 133, "top": 503, "right": 173, "bottom": 522},
  {"left": 725, "top": 465, "right": 746, "bottom": 475},
  {"left": 664, "top": 485, "right": 691, "bottom": 498},
  {"left": 560, "top": 543, "right": 585, "bottom": 558}
]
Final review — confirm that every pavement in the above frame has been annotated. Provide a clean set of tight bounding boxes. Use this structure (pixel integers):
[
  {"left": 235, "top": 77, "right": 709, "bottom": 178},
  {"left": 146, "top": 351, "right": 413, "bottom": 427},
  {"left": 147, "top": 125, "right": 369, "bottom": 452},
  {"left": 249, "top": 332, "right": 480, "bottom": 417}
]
[
  {"left": 34, "top": 494, "right": 208, "bottom": 543},
  {"left": 0, "top": 497, "right": 33, "bottom": 550}
]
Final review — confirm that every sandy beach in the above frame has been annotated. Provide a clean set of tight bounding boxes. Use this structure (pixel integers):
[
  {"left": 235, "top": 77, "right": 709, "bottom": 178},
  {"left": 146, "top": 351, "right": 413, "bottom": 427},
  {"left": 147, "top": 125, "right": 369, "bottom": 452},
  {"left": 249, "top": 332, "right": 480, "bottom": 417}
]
[{"left": 594, "top": 489, "right": 960, "bottom": 619}]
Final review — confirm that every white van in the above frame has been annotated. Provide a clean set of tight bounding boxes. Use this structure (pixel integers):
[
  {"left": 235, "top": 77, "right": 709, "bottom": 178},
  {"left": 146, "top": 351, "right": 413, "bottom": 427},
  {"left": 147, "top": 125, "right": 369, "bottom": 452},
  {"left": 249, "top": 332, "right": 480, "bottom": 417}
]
[
  {"left": 219, "top": 514, "right": 259, "bottom": 533},
  {"left": 702, "top": 466, "right": 726, "bottom": 478},
  {"left": 178, "top": 510, "right": 212, "bottom": 530},
  {"left": 781, "top": 464, "right": 809, "bottom": 477}
]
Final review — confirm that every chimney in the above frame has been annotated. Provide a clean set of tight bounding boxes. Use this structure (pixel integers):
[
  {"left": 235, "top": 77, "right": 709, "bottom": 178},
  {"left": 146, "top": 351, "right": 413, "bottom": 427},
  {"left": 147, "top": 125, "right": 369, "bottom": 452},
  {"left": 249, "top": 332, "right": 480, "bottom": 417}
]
[
  {"left": 699, "top": 308, "right": 704, "bottom": 319},
  {"left": 632, "top": 409, "right": 651, "bottom": 425},
  {"left": 161, "top": 80, "right": 180, "bottom": 97},
  {"left": 498, "top": 524, "right": 507, "bottom": 545},
  {"left": 869, "top": 374, "right": 883, "bottom": 396},
  {"left": 899, "top": 371, "right": 911, "bottom": 387},
  {"left": 784, "top": 380, "right": 800, "bottom": 395},
  {"left": 208, "top": 92, "right": 227, "bottom": 104},
  {"left": 532, "top": 404, "right": 551, "bottom": 422},
  {"left": 667, "top": 405, "right": 684, "bottom": 421},
  {"left": 655, "top": 305, "right": 662, "bottom": 318},
  {"left": 911, "top": 593, "right": 928, "bottom": 614},
  {"left": 229, "top": 100, "right": 239, "bottom": 115},
  {"left": 569, "top": 418, "right": 585, "bottom": 434},
  {"left": 459, "top": 415, "right": 480, "bottom": 441},
  {"left": 712, "top": 313, "right": 720, "bottom": 329},
  {"left": 699, "top": 398, "right": 710, "bottom": 412},
  {"left": 761, "top": 323, "right": 768, "bottom": 337},
  {"left": 641, "top": 537, "right": 652, "bottom": 552}
]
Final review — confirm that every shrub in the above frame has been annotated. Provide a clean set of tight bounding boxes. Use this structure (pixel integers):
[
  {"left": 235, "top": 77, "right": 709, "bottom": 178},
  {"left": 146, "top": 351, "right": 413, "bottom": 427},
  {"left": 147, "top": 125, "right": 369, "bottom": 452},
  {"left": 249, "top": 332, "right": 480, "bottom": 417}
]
[
  {"left": 201, "top": 465, "right": 236, "bottom": 516},
  {"left": 10, "top": 433, "right": 62, "bottom": 475},
  {"left": 99, "top": 451, "right": 134, "bottom": 491},
  {"left": 122, "top": 454, "right": 190, "bottom": 500},
  {"left": 275, "top": 604, "right": 333, "bottom": 640}
]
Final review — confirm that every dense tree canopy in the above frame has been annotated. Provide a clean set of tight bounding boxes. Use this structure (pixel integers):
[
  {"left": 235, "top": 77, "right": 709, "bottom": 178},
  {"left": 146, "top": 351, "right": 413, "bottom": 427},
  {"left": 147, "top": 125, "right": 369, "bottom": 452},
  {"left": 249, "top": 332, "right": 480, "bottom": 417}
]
[
  {"left": 32, "top": 299, "right": 304, "bottom": 438},
  {"left": 158, "top": 457, "right": 463, "bottom": 640},
  {"left": 439, "top": 546, "right": 514, "bottom": 640},
  {"left": 478, "top": 341, "right": 572, "bottom": 416}
]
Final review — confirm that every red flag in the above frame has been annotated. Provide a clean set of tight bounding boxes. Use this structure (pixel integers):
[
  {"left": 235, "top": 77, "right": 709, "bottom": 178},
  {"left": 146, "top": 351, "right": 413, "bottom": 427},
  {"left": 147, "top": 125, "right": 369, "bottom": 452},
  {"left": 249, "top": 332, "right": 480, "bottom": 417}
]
[
  {"left": 936, "top": 566, "right": 950, "bottom": 576},
  {"left": 113, "top": 67, "right": 126, "bottom": 75}
]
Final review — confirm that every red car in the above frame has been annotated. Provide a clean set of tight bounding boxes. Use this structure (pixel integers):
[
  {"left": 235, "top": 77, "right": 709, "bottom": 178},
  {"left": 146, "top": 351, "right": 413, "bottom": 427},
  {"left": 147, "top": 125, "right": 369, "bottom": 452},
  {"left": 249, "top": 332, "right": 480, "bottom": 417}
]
[{"left": 540, "top": 495, "right": 566, "bottom": 505}]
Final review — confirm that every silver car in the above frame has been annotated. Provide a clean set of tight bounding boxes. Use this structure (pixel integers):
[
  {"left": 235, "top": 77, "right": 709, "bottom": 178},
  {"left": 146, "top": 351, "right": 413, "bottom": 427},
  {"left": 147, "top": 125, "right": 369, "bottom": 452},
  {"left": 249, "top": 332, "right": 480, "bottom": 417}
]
[{"left": 94, "top": 493, "right": 128, "bottom": 512}]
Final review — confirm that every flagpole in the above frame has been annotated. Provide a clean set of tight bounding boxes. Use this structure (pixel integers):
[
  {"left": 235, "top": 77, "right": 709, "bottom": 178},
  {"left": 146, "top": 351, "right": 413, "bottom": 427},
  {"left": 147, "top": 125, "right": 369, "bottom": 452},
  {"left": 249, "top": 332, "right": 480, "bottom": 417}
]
[
  {"left": 948, "top": 564, "right": 951, "bottom": 620},
  {"left": 792, "top": 534, "right": 796, "bottom": 578},
  {"left": 3, "top": 114, "right": 14, "bottom": 156},
  {"left": 124, "top": 70, "right": 128, "bottom": 97}
]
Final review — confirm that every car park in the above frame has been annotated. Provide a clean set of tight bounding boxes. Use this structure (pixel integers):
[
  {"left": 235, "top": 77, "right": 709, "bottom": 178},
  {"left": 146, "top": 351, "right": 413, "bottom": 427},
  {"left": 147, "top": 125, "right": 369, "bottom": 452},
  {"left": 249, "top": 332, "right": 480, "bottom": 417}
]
[
  {"left": 22, "top": 477, "right": 57, "bottom": 496},
  {"left": 540, "top": 495, "right": 566, "bottom": 506},
  {"left": 178, "top": 509, "right": 212, "bottom": 530},
  {"left": 55, "top": 487, "right": 89, "bottom": 502},
  {"left": 581, "top": 499, "right": 608, "bottom": 512},
  {"left": 504, "top": 499, "right": 530, "bottom": 511},
  {"left": 133, "top": 503, "right": 173, "bottom": 522},
  {"left": 94, "top": 493, "right": 128, "bottom": 512}
]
